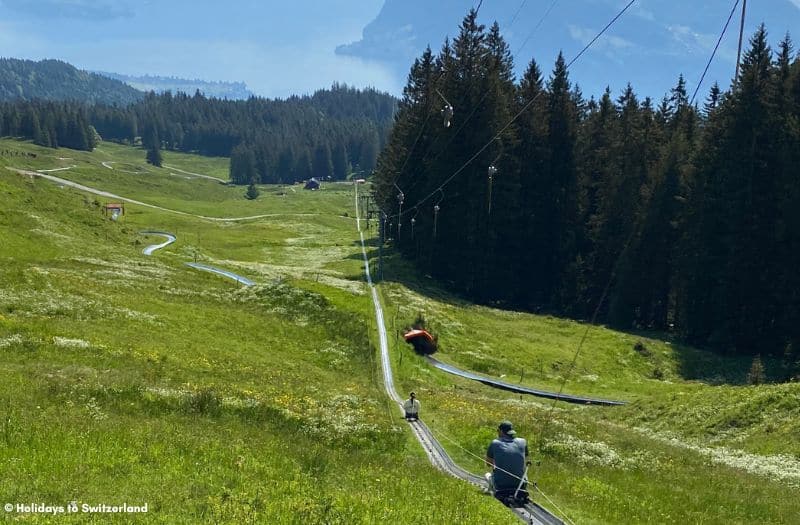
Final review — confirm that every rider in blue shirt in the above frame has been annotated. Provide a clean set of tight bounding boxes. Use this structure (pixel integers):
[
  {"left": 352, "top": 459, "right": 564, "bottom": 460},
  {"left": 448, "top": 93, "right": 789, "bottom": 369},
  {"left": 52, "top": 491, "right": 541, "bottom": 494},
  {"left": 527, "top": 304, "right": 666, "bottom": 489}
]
[{"left": 485, "top": 420, "right": 528, "bottom": 493}]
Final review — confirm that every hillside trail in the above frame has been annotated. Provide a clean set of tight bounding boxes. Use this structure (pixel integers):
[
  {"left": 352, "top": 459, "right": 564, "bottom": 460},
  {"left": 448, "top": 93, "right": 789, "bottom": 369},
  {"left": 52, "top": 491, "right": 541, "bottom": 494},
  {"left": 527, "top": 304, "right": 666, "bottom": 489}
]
[
  {"left": 7, "top": 167, "right": 351, "bottom": 222},
  {"left": 163, "top": 164, "right": 227, "bottom": 183}
]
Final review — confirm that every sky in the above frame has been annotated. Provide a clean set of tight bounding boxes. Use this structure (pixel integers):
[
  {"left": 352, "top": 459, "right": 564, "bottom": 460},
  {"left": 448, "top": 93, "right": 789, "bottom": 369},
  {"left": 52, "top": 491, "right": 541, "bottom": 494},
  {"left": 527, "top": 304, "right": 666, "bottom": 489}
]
[{"left": 1, "top": 0, "right": 799, "bottom": 101}]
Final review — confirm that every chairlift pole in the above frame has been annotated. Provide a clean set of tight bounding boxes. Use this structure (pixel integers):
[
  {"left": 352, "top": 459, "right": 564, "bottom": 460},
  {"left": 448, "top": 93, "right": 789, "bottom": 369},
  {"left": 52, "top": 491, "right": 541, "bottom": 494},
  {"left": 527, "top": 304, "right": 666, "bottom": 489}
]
[
  {"left": 734, "top": 0, "right": 747, "bottom": 83},
  {"left": 379, "top": 211, "right": 386, "bottom": 282},
  {"left": 396, "top": 189, "right": 404, "bottom": 240}
]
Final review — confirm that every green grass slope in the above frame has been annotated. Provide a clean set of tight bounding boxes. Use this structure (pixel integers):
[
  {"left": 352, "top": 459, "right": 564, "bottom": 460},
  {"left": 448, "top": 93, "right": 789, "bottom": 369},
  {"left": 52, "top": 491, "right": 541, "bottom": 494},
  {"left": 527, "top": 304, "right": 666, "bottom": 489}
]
[
  {"left": 2, "top": 138, "right": 799, "bottom": 524},
  {"left": 379, "top": 260, "right": 800, "bottom": 524},
  {"left": 0, "top": 139, "right": 506, "bottom": 523}
]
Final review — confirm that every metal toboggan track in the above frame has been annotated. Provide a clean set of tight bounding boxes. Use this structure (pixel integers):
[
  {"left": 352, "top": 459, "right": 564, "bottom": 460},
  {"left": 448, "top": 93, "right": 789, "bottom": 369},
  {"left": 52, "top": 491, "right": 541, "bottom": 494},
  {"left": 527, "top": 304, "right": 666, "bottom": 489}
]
[{"left": 354, "top": 186, "right": 564, "bottom": 525}]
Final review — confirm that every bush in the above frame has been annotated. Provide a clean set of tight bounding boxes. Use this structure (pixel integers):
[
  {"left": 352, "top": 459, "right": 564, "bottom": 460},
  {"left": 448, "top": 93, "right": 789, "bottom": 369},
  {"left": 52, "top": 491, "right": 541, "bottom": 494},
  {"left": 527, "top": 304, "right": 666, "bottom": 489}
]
[{"left": 184, "top": 388, "right": 221, "bottom": 416}]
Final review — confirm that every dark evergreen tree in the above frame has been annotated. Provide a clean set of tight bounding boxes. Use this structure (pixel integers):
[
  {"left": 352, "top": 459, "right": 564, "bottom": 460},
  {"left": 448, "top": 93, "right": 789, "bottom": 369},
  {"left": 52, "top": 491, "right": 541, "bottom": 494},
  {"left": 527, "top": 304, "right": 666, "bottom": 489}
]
[
  {"left": 703, "top": 82, "right": 723, "bottom": 117},
  {"left": 312, "top": 144, "right": 333, "bottom": 180},
  {"left": 543, "top": 52, "right": 580, "bottom": 310},
  {"left": 372, "top": 15, "right": 800, "bottom": 360},
  {"left": 146, "top": 141, "right": 163, "bottom": 167},
  {"left": 332, "top": 142, "right": 349, "bottom": 179},
  {"left": 245, "top": 178, "right": 260, "bottom": 200}
]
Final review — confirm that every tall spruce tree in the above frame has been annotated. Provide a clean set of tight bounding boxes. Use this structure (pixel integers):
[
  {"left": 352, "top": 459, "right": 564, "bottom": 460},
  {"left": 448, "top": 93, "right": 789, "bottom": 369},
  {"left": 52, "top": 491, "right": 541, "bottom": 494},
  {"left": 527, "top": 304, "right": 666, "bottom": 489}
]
[
  {"left": 370, "top": 19, "right": 800, "bottom": 360},
  {"left": 312, "top": 144, "right": 333, "bottom": 180},
  {"left": 544, "top": 52, "right": 580, "bottom": 310},
  {"left": 516, "top": 58, "right": 551, "bottom": 307}
]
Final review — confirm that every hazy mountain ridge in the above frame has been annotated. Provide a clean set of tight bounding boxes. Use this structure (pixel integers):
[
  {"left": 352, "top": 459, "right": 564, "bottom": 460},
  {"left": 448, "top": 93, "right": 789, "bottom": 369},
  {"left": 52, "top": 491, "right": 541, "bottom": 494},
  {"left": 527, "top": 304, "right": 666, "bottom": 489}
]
[
  {"left": 336, "top": 0, "right": 800, "bottom": 100},
  {"left": 96, "top": 72, "right": 255, "bottom": 100},
  {"left": 0, "top": 58, "right": 143, "bottom": 105}
]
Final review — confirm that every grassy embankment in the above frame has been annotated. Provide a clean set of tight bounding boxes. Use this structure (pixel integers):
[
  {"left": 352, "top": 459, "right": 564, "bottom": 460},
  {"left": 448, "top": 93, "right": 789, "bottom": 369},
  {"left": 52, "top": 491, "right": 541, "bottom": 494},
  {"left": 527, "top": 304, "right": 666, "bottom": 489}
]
[
  {"left": 0, "top": 139, "right": 506, "bottom": 523},
  {"left": 376, "top": 241, "right": 800, "bottom": 523}
]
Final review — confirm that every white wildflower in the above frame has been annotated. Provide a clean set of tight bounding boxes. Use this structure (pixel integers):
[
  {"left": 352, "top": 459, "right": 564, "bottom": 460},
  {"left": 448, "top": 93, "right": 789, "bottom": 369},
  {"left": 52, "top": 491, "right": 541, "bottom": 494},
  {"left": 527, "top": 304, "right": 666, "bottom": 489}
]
[{"left": 53, "top": 337, "right": 90, "bottom": 349}]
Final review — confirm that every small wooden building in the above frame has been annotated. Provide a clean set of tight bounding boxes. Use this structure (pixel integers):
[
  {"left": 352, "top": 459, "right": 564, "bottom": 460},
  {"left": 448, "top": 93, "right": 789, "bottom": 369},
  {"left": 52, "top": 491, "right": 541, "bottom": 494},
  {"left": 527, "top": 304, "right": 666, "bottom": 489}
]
[{"left": 102, "top": 202, "right": 125, "bottom": 218}]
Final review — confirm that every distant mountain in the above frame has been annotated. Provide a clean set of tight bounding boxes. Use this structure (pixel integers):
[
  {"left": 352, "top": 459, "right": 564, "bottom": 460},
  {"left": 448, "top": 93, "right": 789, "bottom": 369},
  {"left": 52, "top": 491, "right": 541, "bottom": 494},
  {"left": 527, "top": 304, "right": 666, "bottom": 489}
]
[
  {"left": 96, "top": 72, "right": 255, "bottom": 100},
  {"left": 0, "top": 58, "right": 143, "bottom": 105},
  {"left": 337, "top": 0, "right": 800, "bottom": 101}
]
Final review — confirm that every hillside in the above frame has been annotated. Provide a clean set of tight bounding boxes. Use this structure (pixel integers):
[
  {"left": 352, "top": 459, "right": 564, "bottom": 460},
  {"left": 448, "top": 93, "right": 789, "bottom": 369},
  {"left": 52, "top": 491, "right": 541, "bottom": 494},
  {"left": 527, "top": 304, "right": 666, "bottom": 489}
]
[
  {"left": 0, "top": 58, "right": 143, "bottom": 105},
  {"left": 95, "top": 72, "right": 254, "bottom": 100},
  {"left": 0, "top": 138, "right": 503, "bottom": 523},
  {"left": 1, "top": 138, "right": 798, "bottom": 523}
]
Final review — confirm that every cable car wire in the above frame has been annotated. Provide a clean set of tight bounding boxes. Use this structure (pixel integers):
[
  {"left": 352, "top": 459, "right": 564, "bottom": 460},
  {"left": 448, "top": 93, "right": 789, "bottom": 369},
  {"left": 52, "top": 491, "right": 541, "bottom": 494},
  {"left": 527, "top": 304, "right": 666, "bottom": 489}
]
[
  {"left": 388, "top": 0, "right": 637, "bottom": 222},
  {"left": 386, "top": 0, "right": 557, "bottom": 203},
  {"left": 507, "top": 0, "right": 528, "bottom": 29},
  {"left": 515, "top": 0, "right": 562, "bottom": 56},
  {"left": 688, "top": 0, "right": 741, "bottom": 106}
]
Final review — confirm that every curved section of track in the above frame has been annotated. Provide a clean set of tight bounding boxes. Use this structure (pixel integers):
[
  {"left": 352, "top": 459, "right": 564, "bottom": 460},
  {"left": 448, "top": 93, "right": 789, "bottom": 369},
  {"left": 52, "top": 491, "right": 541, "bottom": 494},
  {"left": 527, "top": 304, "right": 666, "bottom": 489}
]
[
  {"left": 140, "top": 231, "right": 253, "bottom": 286},
  {"left": 141, "top": 231, "right": 176, "bottom": 255},
  {"left": 185, "top": 262, "right": 254, "bottom": 286},
  {"left": 354, "top": 185, "right": 563, "bottom": 525},
  {"left": 427, "top": 356, "right": 626, "bottom": 406}
]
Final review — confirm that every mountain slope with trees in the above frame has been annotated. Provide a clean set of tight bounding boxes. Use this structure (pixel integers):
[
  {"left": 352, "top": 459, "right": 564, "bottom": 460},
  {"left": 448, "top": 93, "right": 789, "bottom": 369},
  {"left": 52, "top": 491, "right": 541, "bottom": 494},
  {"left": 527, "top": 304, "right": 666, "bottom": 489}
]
[
  {"left": 95, "top": 72, "right": 254, "bottom": 100},
  {"left": 0, "top": 58, "right": 143, "bottom": 105},
  {"left": 0, "top": 71, "right": 396, "bottom": 176},
  {"left": 375, "top": 10, "right": 800, "bottom": 363}
]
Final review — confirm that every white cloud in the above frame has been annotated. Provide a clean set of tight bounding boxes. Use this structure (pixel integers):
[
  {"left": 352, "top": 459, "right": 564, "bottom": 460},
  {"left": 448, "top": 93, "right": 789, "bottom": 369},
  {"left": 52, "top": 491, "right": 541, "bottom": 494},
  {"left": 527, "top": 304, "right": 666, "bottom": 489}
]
[
  {"left": 1, "top": 0, "right": 135, "bottom": 20},
  {"left": 666, "top": 24, "right": 736, "bottom": 62},
  {"left": 789, "top": 0, "right": 800, "bottom": 10},
  {"left": 568, "top": 24, "right": 635, "bottom": 51},
  {"left": 631, "top": 5, "right": 656, "bottom": 21}
]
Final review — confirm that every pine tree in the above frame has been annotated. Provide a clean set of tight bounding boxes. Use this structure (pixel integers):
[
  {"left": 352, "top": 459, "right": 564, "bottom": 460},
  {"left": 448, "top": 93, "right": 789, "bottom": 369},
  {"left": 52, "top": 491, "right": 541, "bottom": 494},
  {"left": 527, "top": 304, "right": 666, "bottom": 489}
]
[
  {"left": 245, "top": 178, "right": 260, "bottom": 200},
  {"left": 544, "top": 52, "right": 580, "bottom": 310},
  {"left": 332, "top": 142, "right": 349, "bottom": 179},
  {"left": 146, "top": 141, "right": 163, "bottom": 167},
  {"left": 516, "top": 59, "right": 551, "bottom": 306},
  {"left": 703, "top": 82, "right": 722, "bottom": 117},
  {"left": 312, "top": 144, "right": 333, "bottom": 180},
  {"left": 145, "top": 126, "right": 163, "bottom": 167}
]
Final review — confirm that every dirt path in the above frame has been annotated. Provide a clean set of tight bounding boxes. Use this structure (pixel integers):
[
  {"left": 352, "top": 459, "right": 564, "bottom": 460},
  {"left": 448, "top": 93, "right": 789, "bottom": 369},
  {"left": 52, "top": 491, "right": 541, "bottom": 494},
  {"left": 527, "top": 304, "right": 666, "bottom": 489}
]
[
  {"left": 163, "top": 164, "right": 227, "bottom": 183},
  {"left": 7, "top": 167, "right": 346, "bottom": 222}
]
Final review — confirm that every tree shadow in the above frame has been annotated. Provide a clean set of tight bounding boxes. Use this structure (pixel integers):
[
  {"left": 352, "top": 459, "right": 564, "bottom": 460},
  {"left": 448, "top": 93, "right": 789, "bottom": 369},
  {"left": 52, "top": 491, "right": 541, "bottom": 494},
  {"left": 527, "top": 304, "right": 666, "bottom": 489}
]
[{"left": 354, "top": 241, "right": 791, "bottom": 386}]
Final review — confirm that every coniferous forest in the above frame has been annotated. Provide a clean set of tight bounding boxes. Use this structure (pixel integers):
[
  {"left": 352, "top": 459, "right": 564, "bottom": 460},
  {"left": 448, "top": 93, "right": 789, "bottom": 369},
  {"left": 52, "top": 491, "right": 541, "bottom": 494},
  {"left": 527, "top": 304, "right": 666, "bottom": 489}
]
[
  {"left": 0, "top": 58, "right": 143, "bottom": 106},
  {"left": 0, "top": 83, "right": 396, "bottom": 183},
  {"left": 0, "top": 100, "right": 99, "bottom": 151},
  {"left": 374, "top": 11, "right": 800, "bottom": 361},
  {"left": 91, "top": 85, "right": 396, "bottom": 183}
]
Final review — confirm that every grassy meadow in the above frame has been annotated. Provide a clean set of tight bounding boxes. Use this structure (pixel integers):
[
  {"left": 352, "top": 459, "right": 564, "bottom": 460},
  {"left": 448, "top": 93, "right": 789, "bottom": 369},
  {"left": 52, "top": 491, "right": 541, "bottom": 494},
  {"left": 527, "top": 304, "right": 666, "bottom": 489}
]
[
  {"left": 378, "top": 259, "right": 800, "bottom": 523},
  {"left": 0, "top": 139, "right": 505, "bottom": 523},
  {"left": 1, "top": 138, "right": 798, "bottom": 523}
]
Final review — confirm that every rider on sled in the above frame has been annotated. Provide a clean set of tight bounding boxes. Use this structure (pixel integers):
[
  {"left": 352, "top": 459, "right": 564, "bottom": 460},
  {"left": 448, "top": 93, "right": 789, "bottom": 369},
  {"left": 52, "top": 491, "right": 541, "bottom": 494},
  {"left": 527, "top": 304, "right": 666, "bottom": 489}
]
[{"left": 485, "top": 421, "right": 530, "bottom": 506}]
